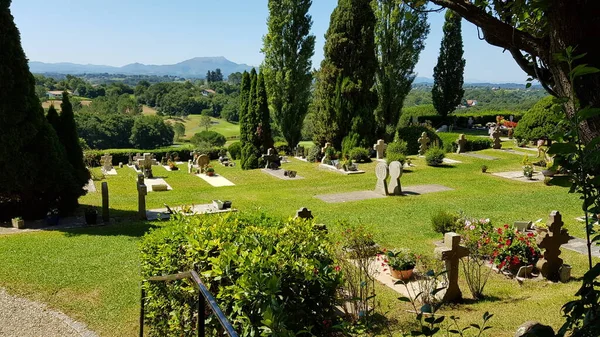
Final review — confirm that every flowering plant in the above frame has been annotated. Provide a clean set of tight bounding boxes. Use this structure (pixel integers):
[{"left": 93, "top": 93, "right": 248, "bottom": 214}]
[
  {"left": 492, "top": 224, "right": 540, "bottom": 271},
  {"left": 384, "top": 249, "right": 417, "bottom": 271}
]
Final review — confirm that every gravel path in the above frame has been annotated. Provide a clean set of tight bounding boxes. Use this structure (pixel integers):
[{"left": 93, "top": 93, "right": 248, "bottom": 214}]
[{"left": 0, "top": 288, "right": 98, "bottom": 337}]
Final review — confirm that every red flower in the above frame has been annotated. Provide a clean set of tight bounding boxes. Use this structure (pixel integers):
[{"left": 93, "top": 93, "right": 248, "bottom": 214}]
[
  {"left": 499, "top": 261, "right": 506, "bottom": 269},
  {"left": 497, "top": 228, "right": 503, "bottom": 235},
  {"left": 334, "top": 265, "right": 341, "bottom": 272},
  {"left": 506, "top": 239, "right": 512, "bottom": 246},
  {"left": 512, "top": 256, "right": 520, "bottom": 265},
  {"left": 504, "top": 224, "right": 509, "bottom": 229},
  {"left": 527, "top": 232, "right": 534, "bottom": 237}
]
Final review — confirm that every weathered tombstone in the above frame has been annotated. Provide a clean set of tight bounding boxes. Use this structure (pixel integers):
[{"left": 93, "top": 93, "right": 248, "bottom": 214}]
[
  {"left": 373, "top": 139, "right": 387, "bottom": 160},
  {"left": 456, "top": 134, "right": 467, "bottom": 154},
  {"left": 136, "top": 174, "right": 147, "bottom": 220},
  {"left": 101, "top": 154, "right": 113, "bottom": 172},
  {"left": 514, "top": 321, "right": 555, "bottom": 337},
  {"left": 294, "top": 207, "right": 313, "bottom": 220},
  {"left": 187, "top": 159, "right": 193, "bottom": 174},
  {"left": 101, "top": 182, "right": 109, "bottom": 222},
  {"left": 387, "top": 161, "right": 403, "bottom": 195},
  {"left": 374, "top": 162, "right": 389, "bottom": 196},
  {"left": 196, "top": 154, "right": 210, "bottom": 172},
  {"left": 152, "top": 184, "right": 168, "bottom": 192},
  {"left": 492, "top": 128, "right": 502, "bottom": 149},
  {"left": 139, "top": 153, "right": 154, "bottom": 178},
  {"left": 119, "top": 162, "right": 123, "bottom": 168},
  {"left": 467, "top": 117, "right": 474, "bottom": 128},
  {"left": 434, "top": 232, "right": 469, "bottom": 302},
  {"left": 417, "top": 132, "right": 430, "bottom": 155},
  {"left": 509, "top": 115, "right": 514, "bottom": 122},
  {"left": 262, "top": 148, "right": 281, "bottom": 169},
  {"left": 128, "top": 153, "right": 133, "bottom": 166},
  {"left": 536, "top": 211, "right": 570, "bottom": 281}
]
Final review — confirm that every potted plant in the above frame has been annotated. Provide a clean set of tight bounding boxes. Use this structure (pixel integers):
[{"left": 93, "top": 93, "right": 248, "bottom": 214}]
[
  {"left": 385, "top": 248, "right": 417, "bottom": 281},
  {"left": 481, "top": 165, "right": 488, "bottom": 173},
  {"left": 534, "top": 222, "right": 548, "bottom": 234},
  {"left": 46, "top": 208, "right": 59, "bottom": 226},
  {"left": 342, "top": 158, "right": 353, "bottom": 171},
  {"left": 11, "top": 217, "right": 25, "bottom": 229},
  {"left": 205, "top": 166, "right": 215, "bottom": 176},
  {"left": 523, "top": 164, "right": 534, "bottom": 179},
  {"left": 168, "top": 160, "right": 179, "bottom": 171},
  {"left": 84, "top": 207, "right": 98, "bottom": 225}
]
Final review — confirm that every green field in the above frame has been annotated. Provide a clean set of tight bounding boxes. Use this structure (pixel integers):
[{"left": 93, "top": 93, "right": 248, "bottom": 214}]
[{"left": 0, "top": 137, "right": 595, "bottom": 336}]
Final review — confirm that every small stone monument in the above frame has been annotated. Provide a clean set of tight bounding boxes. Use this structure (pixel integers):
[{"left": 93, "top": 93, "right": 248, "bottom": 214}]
[
  {"left": 101, "top": 154, "right": 113, "bottom": 172},
  {"left": 373, "top": 139, "right": 387, "bottom": 160},
  {"left": 387, "top": 161, "right": 403, "bottom": 195},
  {"left": 417, "top": 132, "right": 430, "bottom": 155},
  {"left": 536, "top": 211, "right": 570, "bottom": 281},
  {"left": 187, "top": 159, "right": 193, "bottom": 174},
  {"left": 294, "top": 207, "right": 313, "bottom": 220},
  {"left": 262, "top": 148, "right": 280, "bottom": 169},
  {"left": 136, "top": 174, "right": 147, "bottom": 220},
  {"left": 456, "top": 134, "right": 467, "bottom": 154},
  {"left": 128, "top": 153, "right": 133, "bottom": 166},
  {"left": 467, "top": 117, "right": 474, "bottom": 128},
  {"left": 321, "top": 142, "right": 332, "bottom": 154},
  {"left": 374, "top": 162, "right": 389, "bottom": 196},
  {"left": 434, "top": 232, "right": 469, "bottom": 302},
  {"left": 196, "top": 154, "right": 210, "bottom": 172},
  {"left": 492, "top": 128, "right": 502, "bottom": 149},
  {"left": 101, "top": 182, "right": 109, "bottom": 222},
  {"left": 139, "top": 153, "right": 154, "bottom": 178}
]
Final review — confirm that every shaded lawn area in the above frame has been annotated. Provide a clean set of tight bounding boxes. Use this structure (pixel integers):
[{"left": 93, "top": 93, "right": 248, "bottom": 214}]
[{"left": 0, "top": 139, "right": 596, "bottom": 336}]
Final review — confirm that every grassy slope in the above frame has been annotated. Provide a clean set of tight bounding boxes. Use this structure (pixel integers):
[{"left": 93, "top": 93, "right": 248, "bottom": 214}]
[{"left": 0, "top": 137, "right": 595, "bottom": 336}]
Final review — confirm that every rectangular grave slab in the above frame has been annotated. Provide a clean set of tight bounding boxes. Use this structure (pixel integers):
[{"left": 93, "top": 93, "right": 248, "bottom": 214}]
[
  {"left": 152, "top": 184, "right": 169, "bottom": 192},
  {"left": 102, "top": 168, "right": 118, "bottom": 176},
  {"left": 459, "top": 152, "right": 499, "bottom": 160},
  {"left": 293, "top": 156, "right": 309, "bottom": 162},
  {"left": 496, "top": 148, "right": 530, "bottom": 156},
  {"left": 562, "top": 237, "right": 600, "bottom": 258},
  {"left": 195, "top": 173, "right": 235, "bottom": 187},
  {"left": 492, "top": 171, "right": 544, "bottom": 183},
  {"left": 319, "top": 163, "right": 365, "bottom": 175},
  {"left": 316, "top": 191, "right": 386, "bottom": 203},
  {"left": 144, "top": 178, "right": 173, "bottom": 192},
  {"left": 261, "top": 169, "right": 305, "bottom": 180},
  {"left": 128, "top": 164, "right": 142, "bottom": 173},
  {"left": 442, "top": 158, "right": 462, "bottom": 164},
  {"left": 401, "top": 184, "right": 454, "bottom": 195},
  {"left": 146, "top": 204, "right": 236, "bottom": 221}
]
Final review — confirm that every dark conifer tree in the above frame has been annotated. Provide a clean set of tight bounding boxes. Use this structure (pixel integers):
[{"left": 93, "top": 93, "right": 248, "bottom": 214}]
[
  {"left": 46, "top": 104, "right": 60, "bottom": 133},
  {"left": 60, "top": 92, "right": 90, "bottom": 186},
  {"left": 256, "top": 72, "right": 273, "bottom": 151}
]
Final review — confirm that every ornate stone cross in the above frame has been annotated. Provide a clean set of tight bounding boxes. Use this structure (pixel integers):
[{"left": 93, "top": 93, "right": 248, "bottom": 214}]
[
  {"left": 536, "top": 211, "right": 570, "bottom": 281},
  {"left": 387, "top": 161, "right": 403, "bottom": 195},
  {"left": 294, "top": 207, "right": 313, "bottom": 220},
  {"left": 101, "top": 154, "right": 113, "bottom": 171},
  {"left": 139, "top": 153, "right": 154, "bottom": 178},
  {"left": 373, "top": 139, "right": 387, "bottom": 160},
  {"left": 374, "top": 162, "right": 389, "bottom": 196},
  {"left": 418, "top": 132, "right": 430, "bottom": 155},
  {"left": 456, "top": 134, "right": 467, "bottom": 154},
  {"left": 435, "top": 232, "right": 469, "bottom": 302}
]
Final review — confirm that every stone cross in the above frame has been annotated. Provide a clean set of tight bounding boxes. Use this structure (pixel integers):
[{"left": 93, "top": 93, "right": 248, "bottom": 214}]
[
  {"left": 134, "top": 153, "right": 143, "bottom": 162},
  {"left": 101, "top": 182, "right": 109, "bottom": 222},
  {"left": 139, "top": 153, "right": 154, "bottom": 178},
  {"left": 434, "top": 232, "right": 469, "bottom": 302},
  {"left": 456, "top": 134, "right": 467, "bottom": 154},
  {"left": 536, "top": 211, "right": 570, "bottom": 281},
  {"left": 128, "top": 153, "right": 133, "bottom": 166},
  {"left": 321, "top": 142, "right": 332, "bottom": 154},
  {"left": 492, "top": 128, "right": 502, "bottom": 149},
  {"left": 467, "top": 117, "right": 474, "bottom": 128},
  {"left": 387, "top": 161, "right": 403, "bottom": 195},
  {"left": 417, "top": 132, "right": 430, "bottom": 155},
  {"left": 373, "top": 139, "right": 387, "bottom": 160},
  {"left": 294, "top": 207, "right": 313, "bottom": 220},
  {"left": 374, "top": 162, "right": 389, "bottom": 196},
  {"left": 136, "top": 174, "right": 147, "bottom": 220},
  {"left": 187, "top": 159, "right": 193, "bottom": 174},
  {"left": 196, "top": 154, "right": 210, "bottom": 172},
  {"left": 101, "top": 154, "right": 113, "bottom": 171}
]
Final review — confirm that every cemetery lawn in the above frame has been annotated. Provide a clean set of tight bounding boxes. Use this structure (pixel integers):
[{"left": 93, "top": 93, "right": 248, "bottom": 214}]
[{"left": 0, "top": 137, "right": 596, "bottom": 336}]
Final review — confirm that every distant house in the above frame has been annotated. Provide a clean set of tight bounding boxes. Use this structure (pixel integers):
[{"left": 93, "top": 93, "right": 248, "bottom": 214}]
[
  {"left": 202, "top": 89, "right": 216, "bottom": 96},
  {"left": 47, "top": 90, "right": 72, "bottom": 100},
  {"left": 466, "top": 99, "right": 478, "bottom": 107}
]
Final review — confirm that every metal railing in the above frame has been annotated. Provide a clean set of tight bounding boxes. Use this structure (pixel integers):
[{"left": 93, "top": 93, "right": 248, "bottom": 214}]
[{"left": 140, "top": 270, "right": 239, "bottom": 337}]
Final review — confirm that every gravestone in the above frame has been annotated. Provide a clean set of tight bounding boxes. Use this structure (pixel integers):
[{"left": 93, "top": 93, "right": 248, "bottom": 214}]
[
  {"left": 101, "top": 154, "right": 113, "bottom": 172},
  {"left": 262, "top": 148, "right": 280, "bottom": 169},
  {"left": 187, "top": 159, "right": 193, "bottom": 174},
  {"left": 295, "top": 145, "right": 305, "bottom": 158},
  {"left": 373, "top": 139, "right": 387, "bottom": 160},
  {"left": 434, "top": 232, "right": 469, "bottom": 302},
  {"left": 387, "top": 161, "right": 403, "bottom": 195},
  {"left": 119, "top": 162, "right": 123, "bottom": 168},
  {"left": 492, "top": 128, "right": 502, "bottom": 149},
  {"left": 467, "top": 117, "right": 474, "bottom": 128},
  {"left": 136, "top": 174, "right": 147, "bottom": 220},
  {"left": 196, "top": 154, "right": 210, "bottom": 172},
  {"left": 128, "top": 153, "right": 133, "bottom": 166},
  {"left": 321, "top": 142, "right": 332, "bottom": 154},
  {"left": 374, "top": 162, "right": 389, "bottom": 196},
  {"left": 456, "top": 134, "right": 467, "bottom": 154},
  {"left": 133, "top": 153, "right": 143, "bottom": 162},
  {"left": 101, "top": 182, "right": 109, "bottom": 222},
  {"left": 294, "top": 207, "right": 313, "bottom": 220},
  {"left": 536, "top": 211, "right": 570, "bottom": 281},
  {"left": 417, "top": 132, "right": 430, "bottom": 155},
  {"left": 139, "top": 153, "right": 154, "bottom": 178},
  {"left": 284, "top": 170, "right": 297, "bottom": 178}
]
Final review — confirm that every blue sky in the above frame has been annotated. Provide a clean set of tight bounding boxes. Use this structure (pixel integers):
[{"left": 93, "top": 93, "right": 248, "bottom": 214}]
[{"left": 11, "top": 0, "right": 526, "bottom": 83}]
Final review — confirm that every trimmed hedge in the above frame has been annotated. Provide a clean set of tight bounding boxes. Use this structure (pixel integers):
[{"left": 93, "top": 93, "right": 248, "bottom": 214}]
[
  {"left": 396, "top": 126, "right": 442, "bottom": 155},
  {"left": 227, "top": 141, "right": 242, "bottom": 160},
  {"left": 399, "top": 105, "right": 525, "bottom": 128},
  {"left": 513, "top": 96, "right": 562, "bottom": 142},
  {"left": 348, "top": 147, "right": 371, "bottom": 163},
  {"left": 140, "top": 212, "right": 341, "bottom": 336},
  {"left": 84, "top": 145, "right": 226, "bottom": 166},
  {"left": 438, "top": 134, "right": 493, "bottom": 153}
]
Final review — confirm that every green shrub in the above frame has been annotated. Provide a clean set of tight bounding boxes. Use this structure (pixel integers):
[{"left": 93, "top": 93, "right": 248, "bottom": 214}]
[
  {"left": 513, "top": 96, "right": 562, "bottom": 142},
  {"left": 191, "top": 131, "right": 226, "bottom": 147},
  {"left": 228, "top": 141, "right": 242, "bottom": 160},
  {"left": 431, "top": 210, "right": 460, "bottom": 234},
  {"left": 425, "top": 147, "right": 445, "bottom": 166},
  {"left": 273, "top": 141, "right": 289, "bottom": 154},
  {"left": 399, "top": 104, "right": 525, "bottom": 128},
  {"left": 348, "top": 147, "right": 371, "bottom": 163},
  {"left": 437, "top": 134, "right": 492, "bottom": 153},
  {"left": 140, "top": 212, "right": 341, "bottom": 336},
  {"left": 83, "top": 145, "right": 199, "bottom": 167},
  {"left": 396, "top": 126, "right": 442, "bottom": 155},
  {"left": 306, "top": 145, "right": 321, "bottom": 163},
  {"left": 341, "top": 133, "right": 360, "bottom": 158},
  {"left": 241, "top": 143, "right": 259, "bottom": 169},
  {"left": 386, "top": 141, "right": 408, "bottom": 165}
]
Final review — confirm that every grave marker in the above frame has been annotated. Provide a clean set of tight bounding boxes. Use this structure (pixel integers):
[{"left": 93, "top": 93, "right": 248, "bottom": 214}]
[
  {"left": 101, "top": 154, "right": 113, "bottom": 172},
  {"left": 374, "top": 162, "right": 389, "bottom": 196},
  {"left": 536, "top": 211, "right": 570, "bottom": 281},
  {"left": 456, "top": 134, "right": 467, "bottom": 154},
  {"left": 387, "top": 161, "right": 403, "bottom": 195},
  {"left": 196, "top": 154, "right": 210, "bottom": 172},
  {"left": 418, "top": 132, "right": 430, "bottom": 155},
  {"left": 492, "top": 128, "right": 502, "bottom": 149},
  {"left": 137, "top": 174, "right": 147, "bottom": 219},
  {"left": 373, "top": 139, "right": 387, "bottom": 160},
  {"left": 321, "top": 142, "right": 332, "bottom": 154},
  {"left": 294, "top": 207, "right": 313, "bottom": 220},
  {"left": 262, "top": 148, "right": 280, "bottom": 169},
  {"left": 101, "top": 182, "right": 109, "bottom": 222},
  {"left": 434, "top": 232, "right": 469, "bottom": 302},
  {"left": 139, "top": 153, "right": 155, "bottom": 178}
]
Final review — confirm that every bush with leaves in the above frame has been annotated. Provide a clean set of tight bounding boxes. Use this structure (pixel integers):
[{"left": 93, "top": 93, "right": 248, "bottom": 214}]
[
  {"left": 140, "top": 212, "right": 341, "bottom": 336},
  {"left": 306, "top": 145, "right": 321, "bottom": 163},
  {"left": 396, "top": 126, "right": 442, "bottom": 155},
  {"left": 227, "top": 141, "right": 242, "bottom": 160},
  {"left": 513, "top": 96, "right": 562, "bottom": 142},
  {"left": 130, "top": 115, "right": 174, "bottom": 149},
  {"left": 430, "top": 210, "right": 460, "bottom": 234},
  {"left": 425, "top": 147, "right": 445, "bottom": 166},
  {"left": 386, "top": 140, "right": 408, "bottom": 165},
  {"left": 348, "top": 147, "right": 371, "bottom": 163},
  {"left": 190, "top": 130, "right": 226, "bottom": 147}
]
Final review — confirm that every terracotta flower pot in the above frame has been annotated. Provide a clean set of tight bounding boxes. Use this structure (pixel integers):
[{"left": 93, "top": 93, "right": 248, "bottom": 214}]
[
  {"left": 391, "top": 268, "right": 413, "bottom": 281},
  {"left": 206, "top": 171, "right": 215, "bottom": 177}
]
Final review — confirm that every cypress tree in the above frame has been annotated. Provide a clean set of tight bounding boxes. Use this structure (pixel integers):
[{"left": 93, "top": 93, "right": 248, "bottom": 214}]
[
  {"left": 239, "top": 71, "right": 251, "bottom": 144},
  {"left": 240, "top": 69, "right": 260, "bottom": 170},
  {"left": 313, "top": 0, "right": 378, "bottom": 149},
  {"left": 256, "top": 72, "right": 273, "bottom": 151},
  {"left": 46, "top": 104, "right": 60, "bottom": 133},
  {"left": 60, "top": 92, "right": 90, "bottom": 186},
  {"left": 432, "top": 10, "right": 465, "bottom": 120},
  {"left": 0, "top": 0, "right": 84, "bottom": 219}
]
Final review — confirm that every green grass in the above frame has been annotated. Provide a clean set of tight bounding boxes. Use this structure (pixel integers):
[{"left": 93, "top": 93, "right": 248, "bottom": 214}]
[
  {"left": 167, "top": 115, "right": 240, "bottom": 139},
  {"left": 0, "top": 140, "right": 596, "bottom": 336}
]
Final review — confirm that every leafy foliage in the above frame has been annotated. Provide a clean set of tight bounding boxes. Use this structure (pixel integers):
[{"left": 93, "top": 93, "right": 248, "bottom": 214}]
[
  {"left": 348, "top": 147, "right": 370, "bottom": 163},
  {"left": 430, "top": 210, "right": 460, "bottom": 234},
  {"left": 425, "top": 147, "right": 445, "bottom": 166},
  {"left": 513, "top": 96, "right": 563, "bottom": 142},
  {"left": 59, "top": 93, "right": 90, "bottom": 186},
  {"left": 386, "top": 140, "right": 408, "bottom": 165},
  {"left": 190, "top": 131, "right": 226, "bottom": 147},
  {"left": 140, "top": 212, "right": 341, "bottom": 336},
  {"left": 227, "top": 141, "right": 242, "bottom": 160},
  {"left": 396, "top": 126, "right": 441, "bottom": 155},
  {"left": 256, "top": 72, "right": 274, "bottom": 151},
  {"left": 129, "top": 115, "right": 174, "bottom": 149}
]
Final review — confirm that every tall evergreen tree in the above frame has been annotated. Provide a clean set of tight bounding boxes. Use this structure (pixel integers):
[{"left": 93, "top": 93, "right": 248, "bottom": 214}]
[
  {"left": 256, "top": 72, "right": 273, "bottom": 151},
  {"left": 432, "top": 10, "right": 465, "bottom": 120},
  {"left": 240, "top": 69, "right": 260, "bottom": 170},
  {"left": 60, "top": 92, "right": 90, "bottom": 186},
  {"left": 0, "top": 0, "right": 84, "bottom": 220},
  {"left": 262, "top": 0, "right": 315, "bottom": 149},
  {"left": 239, "top": 71, "right": 251, "bottom": 144},
  {"left": 46, "top": 104, "right": 60, "bottom": 133},
  {"left": 313, "top": 0, "right": 378, "bottom": 149},
  {"left": 374, "top": 0, "right": 429, "bottom": 140}
]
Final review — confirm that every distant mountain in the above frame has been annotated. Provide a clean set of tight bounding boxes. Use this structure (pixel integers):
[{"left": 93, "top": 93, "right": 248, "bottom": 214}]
[{"left": 29, "top": 56, "right": 254, "bottom": 78}]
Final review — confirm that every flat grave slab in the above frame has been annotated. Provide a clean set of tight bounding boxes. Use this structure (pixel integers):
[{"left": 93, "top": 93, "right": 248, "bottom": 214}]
[
  {"left": 162, "top": 165, "right": 182, "bottom": 172},
  {"left": 316, "top": 185, "right": 453, "bottom": 203},
  {"left": 146, "top": 204, "right": 235, "bottom": 221},
  {"left": 459, "top": 152, "right": 500, "bottom": 160},
  {"left": 368, "top": 259, "right": 446, "bottom": 300},
  {"left": 84, "top": 179, "right": 96, "bottom": 193},
  {"left": 127, "top": 165, "right": 142, "bottom": 173},
  {"left": 102, "top": 168, "right": 117, "bottom": 176},
  {"left": 495, "top": 148, "right": 530, "bottom": 156},
  {"left": 402, "top": 184, "right": 454, "bottom": 195},
  {"left": 144, "top": 178, "right": 173, "bottom": 192},
  {"left": 442, "top": 158, "right": 462, "bottom": 164},
  {"left": 261, "top": 169, "right": 304, "bottom": 180},
  {"left": 562, "top": 237, "right": 600, "bottom": 258},
  {"left": 319, "top": 163, "right": 365, "bottom": 175},
  {"left": 196, "top": 173, "right": 235, "bottom": 187},
  {"left": 492, "top": 171, "right": 544, "bottom": 183}
]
